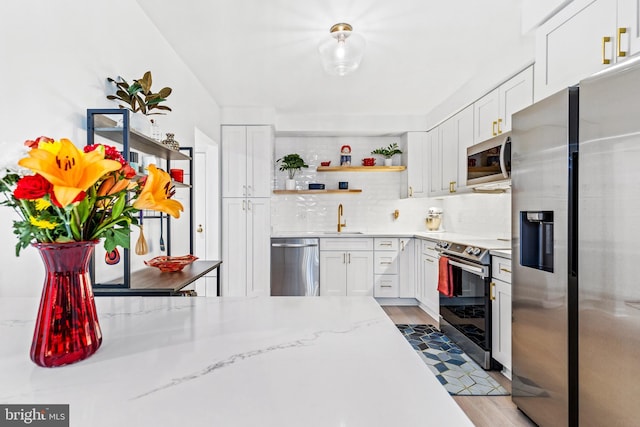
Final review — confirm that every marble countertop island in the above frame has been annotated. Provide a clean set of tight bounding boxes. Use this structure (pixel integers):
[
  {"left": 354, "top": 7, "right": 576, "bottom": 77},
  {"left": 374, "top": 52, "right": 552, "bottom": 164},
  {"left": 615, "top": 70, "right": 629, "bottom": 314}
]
[{"left": 0, "top": 296, "right": 472, "bottom": 427}]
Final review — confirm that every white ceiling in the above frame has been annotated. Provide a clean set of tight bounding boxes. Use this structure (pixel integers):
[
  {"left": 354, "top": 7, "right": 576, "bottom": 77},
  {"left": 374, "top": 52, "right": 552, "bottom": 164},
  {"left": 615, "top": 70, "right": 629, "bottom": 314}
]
[{"left": 136, "top": 0, "right": 531, "bottom": 118}]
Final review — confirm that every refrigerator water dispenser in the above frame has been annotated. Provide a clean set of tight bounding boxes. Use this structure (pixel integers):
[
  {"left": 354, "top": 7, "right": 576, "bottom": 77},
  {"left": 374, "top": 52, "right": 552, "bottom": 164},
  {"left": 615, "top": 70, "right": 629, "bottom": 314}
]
[{"left": 520, "top": 211, "right": 554, "bottom": 272}]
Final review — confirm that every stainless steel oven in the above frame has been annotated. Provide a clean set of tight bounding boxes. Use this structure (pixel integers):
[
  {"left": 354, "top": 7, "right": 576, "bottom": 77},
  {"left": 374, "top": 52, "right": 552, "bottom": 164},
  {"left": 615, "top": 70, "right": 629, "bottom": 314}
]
[{"left": 436, "top": 240, "right": 497, "bottom": 370}]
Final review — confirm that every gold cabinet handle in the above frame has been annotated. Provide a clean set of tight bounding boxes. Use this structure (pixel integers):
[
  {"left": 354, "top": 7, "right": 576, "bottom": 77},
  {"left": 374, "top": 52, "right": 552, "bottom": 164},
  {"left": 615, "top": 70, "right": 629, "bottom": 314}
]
[
  {"left": 492, "top": 121, "right": 498, "bottom": 136},
  {"left": 449, "top": 181, "right": 456, "bottom": 193},
  {"left": 617, "top": 27, "right": 627, "bottom": 57},
  {"left": 343, "top": 253, "right": 346, "bottom": 264},
  {"left": 490, "top": 281, "right": 496, "bottom": 301},
  {"left": 196, "top": 224, "right": 203, "bottom": 233},
  {"left": 500, "top": 267, "right": 512, "bottom": 274},
  {"left": 426, "top": 258, "right": 435, "bottom": 263},
  {"left": 602, "top": 36, "right": 611, "bottom": 64},
  {"left": 497, "top": 118, "right": 503, "bottom": 134},
  {"left": 348, "top": 253, "right": 351, "bottom": 264}
]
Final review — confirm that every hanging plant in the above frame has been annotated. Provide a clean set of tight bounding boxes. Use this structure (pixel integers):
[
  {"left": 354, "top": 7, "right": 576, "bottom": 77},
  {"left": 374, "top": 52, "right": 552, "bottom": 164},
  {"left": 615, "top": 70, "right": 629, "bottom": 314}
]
[{"left": 106, "top": 71, "right": 172, "bottom": 115}]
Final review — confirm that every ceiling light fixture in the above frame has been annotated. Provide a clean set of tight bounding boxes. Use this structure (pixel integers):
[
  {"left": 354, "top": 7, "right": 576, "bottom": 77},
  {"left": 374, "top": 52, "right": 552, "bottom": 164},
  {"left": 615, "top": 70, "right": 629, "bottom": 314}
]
[{"left": 318, "top": 23, "right": 366, "bottom": 76}]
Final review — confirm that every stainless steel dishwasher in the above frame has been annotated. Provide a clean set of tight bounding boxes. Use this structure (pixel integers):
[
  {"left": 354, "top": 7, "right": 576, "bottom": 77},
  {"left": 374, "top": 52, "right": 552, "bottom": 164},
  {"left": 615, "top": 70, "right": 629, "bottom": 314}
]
[{"left": 270, "top": 238, "right": 319, "bottom": 296}]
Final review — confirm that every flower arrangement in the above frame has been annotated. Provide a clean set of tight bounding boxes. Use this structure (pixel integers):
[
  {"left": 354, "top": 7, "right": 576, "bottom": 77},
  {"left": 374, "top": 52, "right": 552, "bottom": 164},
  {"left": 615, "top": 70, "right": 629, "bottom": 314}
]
[{"left": 0, "top": 136, "right": 183, "bottom": 256}]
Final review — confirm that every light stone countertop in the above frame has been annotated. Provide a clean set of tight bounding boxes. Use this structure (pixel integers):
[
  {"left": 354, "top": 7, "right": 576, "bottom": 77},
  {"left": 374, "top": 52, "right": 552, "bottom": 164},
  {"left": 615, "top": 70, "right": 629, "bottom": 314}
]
[
  {"left": 490, "top": 248, "right": 512, "bottom": 259},
  {"left": 272, "top": 231, "right": 511, "bottom": 250},
  {"left": 0, "top": 296, "right": 473, "bottom": 427}
]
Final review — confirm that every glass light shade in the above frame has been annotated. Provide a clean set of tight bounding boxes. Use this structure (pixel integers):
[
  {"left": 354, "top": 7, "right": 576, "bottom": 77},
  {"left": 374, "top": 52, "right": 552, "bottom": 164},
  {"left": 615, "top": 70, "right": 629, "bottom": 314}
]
[{"left": 318, "top": 27, "right": 366, "bottom": 76}]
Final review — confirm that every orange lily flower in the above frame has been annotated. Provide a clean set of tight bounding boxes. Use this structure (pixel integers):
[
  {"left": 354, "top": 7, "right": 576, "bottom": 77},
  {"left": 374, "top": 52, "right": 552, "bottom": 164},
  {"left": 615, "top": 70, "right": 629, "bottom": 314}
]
[
  {"left": 18, "top": 138, "right": 122, "bottom": 208},
  {"left": 133, "top": 164, "right": 183, "bottom": 218}
]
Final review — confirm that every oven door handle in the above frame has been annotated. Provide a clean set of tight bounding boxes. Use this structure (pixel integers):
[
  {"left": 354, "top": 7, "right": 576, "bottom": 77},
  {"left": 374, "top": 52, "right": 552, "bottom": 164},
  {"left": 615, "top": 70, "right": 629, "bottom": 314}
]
[{"left": 448, "top": 259, "right": 489, "bottom": 278}]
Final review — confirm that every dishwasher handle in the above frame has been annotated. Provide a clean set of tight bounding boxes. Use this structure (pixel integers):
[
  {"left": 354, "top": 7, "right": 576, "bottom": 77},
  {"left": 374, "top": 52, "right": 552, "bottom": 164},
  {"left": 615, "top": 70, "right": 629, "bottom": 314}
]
[{"left": 271, "top": 243, "right": 319, "bottom": 248}]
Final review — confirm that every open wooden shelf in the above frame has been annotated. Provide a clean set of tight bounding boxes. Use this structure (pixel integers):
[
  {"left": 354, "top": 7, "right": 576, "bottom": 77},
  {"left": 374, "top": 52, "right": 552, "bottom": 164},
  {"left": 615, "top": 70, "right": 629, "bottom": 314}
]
[
  {"left": 92, "top": 113, "right": 191, "bottom": 161},
  {"left": 316, "top": 166, "right": 406, "bottom": 172},
  {"left": 93, "top": 260, "right": 222, "bottom": 296},
  {"left": 273, "top": 189, "right": 362, "bottom": 194}
]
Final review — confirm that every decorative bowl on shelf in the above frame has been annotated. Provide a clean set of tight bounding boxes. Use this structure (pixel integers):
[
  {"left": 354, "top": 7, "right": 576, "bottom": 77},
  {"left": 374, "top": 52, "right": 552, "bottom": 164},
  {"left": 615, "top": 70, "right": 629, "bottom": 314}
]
[
  {"left": 144, "top": 254, "right": 198, "bottom": 272},
  {"left": 320, "top": 161, "right": 331, "bottom": 166},
  {"left": 362, "top": 157, "right": 376, "bottom": 166}
]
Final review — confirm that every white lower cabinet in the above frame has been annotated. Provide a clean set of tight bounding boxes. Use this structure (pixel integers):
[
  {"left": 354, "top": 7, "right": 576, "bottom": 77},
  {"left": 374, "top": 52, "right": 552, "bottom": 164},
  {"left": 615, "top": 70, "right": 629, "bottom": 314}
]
[
  {"left": 398, "top": 238, "right": 415, "bottom": 298},
  {"left": 320, "top": 238, "right": 374, "bottom": 296},
  {"left": 221, "top": 198, "right": 271, "bottom": 297},
  {"left": 491, "top": 256, "right": 512, "bottom": 372},
  {"left": 417, "top": 240, "right": 440, "bottom": 320},
  {"left": 372, "top": 238, "right": 416, "bottom": 299}
]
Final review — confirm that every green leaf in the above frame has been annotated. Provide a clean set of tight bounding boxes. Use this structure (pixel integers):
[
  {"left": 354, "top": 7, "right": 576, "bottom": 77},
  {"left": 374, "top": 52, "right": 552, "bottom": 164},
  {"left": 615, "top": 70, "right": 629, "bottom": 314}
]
[
  {"left": 111, "top": 194, "right": 126, "bottom": 218},
  {"left": 158, "top": 87, "right": 172, "bottom": 98},
  {"left": 139, "top": 71, "right": 153, "bottom": 93}
]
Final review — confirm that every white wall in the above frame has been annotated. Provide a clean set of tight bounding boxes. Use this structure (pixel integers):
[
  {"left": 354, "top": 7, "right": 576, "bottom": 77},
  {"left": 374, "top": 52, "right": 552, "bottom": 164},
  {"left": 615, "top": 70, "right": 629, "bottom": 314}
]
[{"left": 0, "top": 0, "right": 221, "bottom": 297}]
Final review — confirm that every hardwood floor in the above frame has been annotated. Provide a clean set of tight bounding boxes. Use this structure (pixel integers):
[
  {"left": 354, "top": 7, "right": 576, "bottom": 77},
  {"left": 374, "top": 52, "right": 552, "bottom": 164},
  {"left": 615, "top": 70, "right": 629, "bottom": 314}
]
[{"left": 382, "top": 306, "right": 537, "bottom": 427}]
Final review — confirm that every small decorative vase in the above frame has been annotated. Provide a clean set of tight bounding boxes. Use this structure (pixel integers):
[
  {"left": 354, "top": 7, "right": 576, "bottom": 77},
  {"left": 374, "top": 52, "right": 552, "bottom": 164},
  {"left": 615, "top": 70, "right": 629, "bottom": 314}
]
[
  {"left": 285, "top": 179, "right": 296, "bottom": 190},
  {"left": 161, "top": 133, "right": 180, "bottom": 150},
  {"left": 31, "top": 241, "right": 102, "bottom": 368},
  {"left": 384, "top": 158, "right": 393, "bottom": 167},
  {"left": 130, "top": 112, "right": 151, "bottom": 135}
]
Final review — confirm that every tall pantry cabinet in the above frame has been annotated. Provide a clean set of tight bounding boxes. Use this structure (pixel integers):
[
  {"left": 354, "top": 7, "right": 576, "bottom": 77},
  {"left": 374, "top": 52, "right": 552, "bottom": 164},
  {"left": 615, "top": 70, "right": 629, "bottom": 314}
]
[{"left": 221, "top": 125, "right": 273, "bottom": 296}]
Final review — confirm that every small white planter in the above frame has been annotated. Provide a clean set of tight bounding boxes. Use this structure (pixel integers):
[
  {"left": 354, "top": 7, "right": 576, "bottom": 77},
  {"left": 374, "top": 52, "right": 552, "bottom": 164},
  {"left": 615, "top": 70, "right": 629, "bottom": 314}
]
[
  {"left": 285, "top": 179, "right": 296, "bottom": 190},
  {"left": 384, "top": 158, "right": 393, "bottom": 167}
]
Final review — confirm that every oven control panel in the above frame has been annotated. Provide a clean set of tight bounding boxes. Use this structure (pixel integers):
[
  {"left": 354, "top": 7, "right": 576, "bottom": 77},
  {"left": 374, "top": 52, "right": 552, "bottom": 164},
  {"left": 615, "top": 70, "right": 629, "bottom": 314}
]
[{"left": 436, "top": 240, "right": 489, "bottom": 264}]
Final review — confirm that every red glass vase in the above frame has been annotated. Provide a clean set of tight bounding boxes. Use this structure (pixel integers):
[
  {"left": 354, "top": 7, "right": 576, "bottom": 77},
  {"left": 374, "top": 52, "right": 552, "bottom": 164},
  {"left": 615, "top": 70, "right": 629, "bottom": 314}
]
[{"left": 31, "top": 241, "right": 102, "bottom": 367}]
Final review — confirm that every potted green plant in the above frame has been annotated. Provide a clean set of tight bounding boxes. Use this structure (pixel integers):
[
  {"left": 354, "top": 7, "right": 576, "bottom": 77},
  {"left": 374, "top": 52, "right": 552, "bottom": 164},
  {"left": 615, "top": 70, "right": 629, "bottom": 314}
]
[
  {"left": 371, "top": 142, "right": 403, "bottom": 166},
  {"left": 107, "top": 71, "right": 172, "bottom": 115},
  {"left": 277, "top": 153, "right": 308, "bottom": 190}
]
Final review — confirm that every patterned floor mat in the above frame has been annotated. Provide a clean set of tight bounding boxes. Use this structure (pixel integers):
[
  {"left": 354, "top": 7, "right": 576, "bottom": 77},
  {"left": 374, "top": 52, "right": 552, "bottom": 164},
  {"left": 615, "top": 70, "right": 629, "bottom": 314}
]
[{"left": 396, "top": 324, "right": 509, "bottom": 396}]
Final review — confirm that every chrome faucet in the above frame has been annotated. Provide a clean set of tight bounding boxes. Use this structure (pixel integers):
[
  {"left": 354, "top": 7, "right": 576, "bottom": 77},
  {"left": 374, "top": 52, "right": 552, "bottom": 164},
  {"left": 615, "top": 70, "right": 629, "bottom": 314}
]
[{"left": 337, "top": 203, "right": 346, "bottom": 232}]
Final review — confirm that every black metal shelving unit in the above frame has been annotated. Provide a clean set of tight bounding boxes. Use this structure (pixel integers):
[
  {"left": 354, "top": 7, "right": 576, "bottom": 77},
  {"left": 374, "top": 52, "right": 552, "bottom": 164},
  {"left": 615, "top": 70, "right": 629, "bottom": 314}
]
[{"left": 86, "top": 108, "right": 208, "bottom": 296}]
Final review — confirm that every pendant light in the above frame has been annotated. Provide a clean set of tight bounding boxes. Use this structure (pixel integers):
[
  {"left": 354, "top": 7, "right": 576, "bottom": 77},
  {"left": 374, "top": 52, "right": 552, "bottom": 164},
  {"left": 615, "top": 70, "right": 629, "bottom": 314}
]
[{"left": 318, "top": 23, "right": 366, "bottom": 76}]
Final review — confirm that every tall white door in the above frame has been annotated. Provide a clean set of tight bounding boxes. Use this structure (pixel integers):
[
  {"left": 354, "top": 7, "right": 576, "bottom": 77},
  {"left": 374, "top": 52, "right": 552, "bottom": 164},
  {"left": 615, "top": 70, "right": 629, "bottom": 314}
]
[
  {"left": 247, "top": 198, "right": 271, "bottom": 297},
  {"left": 221, "top": 198, "right": 247, "bottom": 296},
  {"left": 221, "top": 126, "right": 248, "bottom": 198},
  {"left": 194, "top": 129, "right": 219, "bottom": 296},
  {"left": 246, "top": 126, "right": 273, "bottom": 198}
]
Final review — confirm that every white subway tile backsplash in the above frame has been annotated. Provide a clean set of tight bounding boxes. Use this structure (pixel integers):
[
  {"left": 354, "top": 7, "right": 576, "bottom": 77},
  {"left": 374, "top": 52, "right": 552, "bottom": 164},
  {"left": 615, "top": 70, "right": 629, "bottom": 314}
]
[{"left": 271, "top": 136, "right": 511, "bottom": 238}]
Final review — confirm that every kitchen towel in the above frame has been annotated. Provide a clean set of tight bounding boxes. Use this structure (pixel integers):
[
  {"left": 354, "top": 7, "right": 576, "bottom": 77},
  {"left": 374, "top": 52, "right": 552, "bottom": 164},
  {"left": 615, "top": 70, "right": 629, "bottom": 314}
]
[{"left": 438, "top": 256, "right": 454, "bottom": 297}]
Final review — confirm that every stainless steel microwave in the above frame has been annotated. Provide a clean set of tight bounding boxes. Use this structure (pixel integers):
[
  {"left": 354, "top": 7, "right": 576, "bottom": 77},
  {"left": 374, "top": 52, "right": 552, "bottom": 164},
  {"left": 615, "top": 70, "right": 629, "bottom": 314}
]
[{"left": 466, "top": 133, "right": 511, "bottom": 186}]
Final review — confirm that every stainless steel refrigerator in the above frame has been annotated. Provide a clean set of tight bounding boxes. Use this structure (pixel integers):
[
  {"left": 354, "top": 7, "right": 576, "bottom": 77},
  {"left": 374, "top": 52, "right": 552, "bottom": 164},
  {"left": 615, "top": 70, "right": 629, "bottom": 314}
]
[{"left": 511, "top": 56, "right": 640, "bottom": 427}]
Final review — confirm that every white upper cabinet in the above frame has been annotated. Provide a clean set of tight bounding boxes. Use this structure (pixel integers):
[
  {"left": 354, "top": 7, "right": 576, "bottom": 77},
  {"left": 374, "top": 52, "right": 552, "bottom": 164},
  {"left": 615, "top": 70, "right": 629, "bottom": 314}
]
[
  {"left": 618, "top": 0, "right": 640, "bottom": 57},
  {"left": 429, "top": 105, "right": 474, "bottom": 195},
  {"left": 222, "top": 125, "right": 272, "bottom": 198},
  {"left": 474, "top": 66, "right": 533, "bottom": 144},
  {"left": 534, "top": 0, "right": 640, "bottom": 100},
  {"left": 401, "top": 132, "right": 428, "bottom": 198}
]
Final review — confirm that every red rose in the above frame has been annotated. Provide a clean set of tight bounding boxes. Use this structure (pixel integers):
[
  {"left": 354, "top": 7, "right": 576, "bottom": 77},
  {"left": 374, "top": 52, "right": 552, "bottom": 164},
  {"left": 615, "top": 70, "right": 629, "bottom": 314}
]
[{"left": 13, "top": 175, "right": 52, "bottom": 200}]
